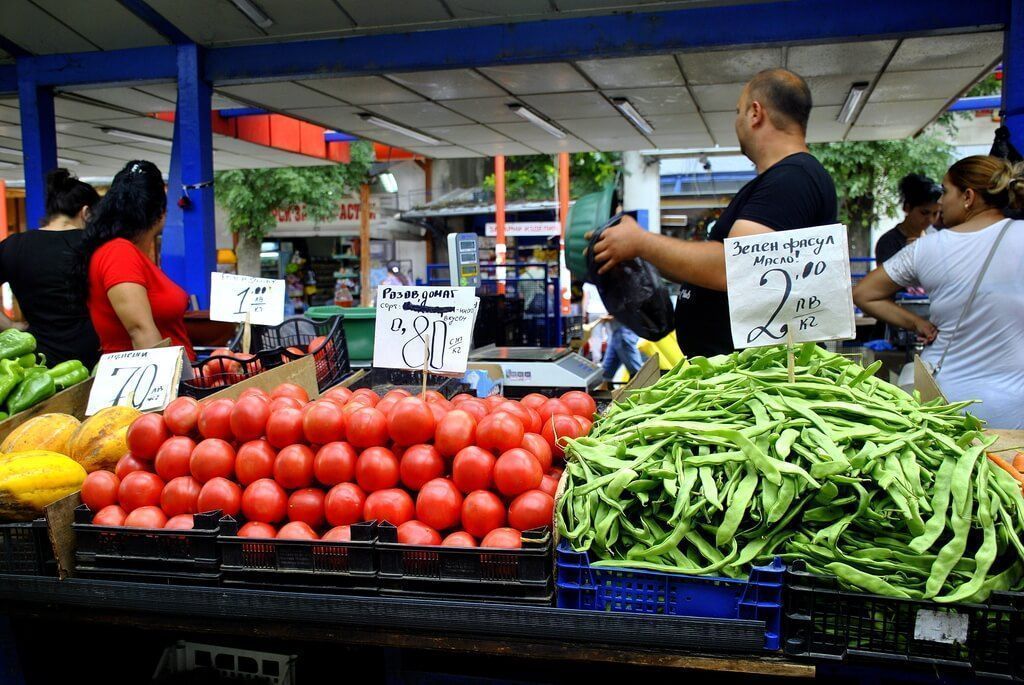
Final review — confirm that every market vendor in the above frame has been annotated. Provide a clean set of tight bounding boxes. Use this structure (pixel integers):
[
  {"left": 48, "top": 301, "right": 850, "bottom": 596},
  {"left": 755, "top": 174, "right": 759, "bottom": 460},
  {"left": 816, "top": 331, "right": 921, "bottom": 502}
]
[
  {"left": 590, "top": 69, "right": 837, "bottom": 357},
  {"left": 0, "top": 168, "right": 101, "bottom": 367},
  {"left": 874, "top": 173, "right": 942, "bottom": 265},
  {"left": 74, "top": 160, "right": 196, "bottom": 359},
  {"left": 854, "top": 155, "right": 1024, "bottom": 429}
]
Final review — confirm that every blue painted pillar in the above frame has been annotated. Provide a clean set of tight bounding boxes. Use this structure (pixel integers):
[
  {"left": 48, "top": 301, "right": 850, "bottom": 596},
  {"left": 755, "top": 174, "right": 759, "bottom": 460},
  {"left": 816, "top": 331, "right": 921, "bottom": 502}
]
[
  {"left": 163, "top": 43, "right": 216, "bottom": 309},
  {"left": 16, "top": 72, "right": 57, "bottom": 230},
  {"left": 1004, "top": 0, "right": 1024, "bottom": 154}
]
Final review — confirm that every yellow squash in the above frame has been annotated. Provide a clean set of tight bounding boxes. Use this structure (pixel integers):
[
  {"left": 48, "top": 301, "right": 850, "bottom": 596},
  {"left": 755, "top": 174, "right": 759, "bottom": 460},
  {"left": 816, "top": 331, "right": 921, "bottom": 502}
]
[
  {"left": 0, "top": 450, "right": 86, "bottom": 520},
  {"left": 0, "top": 413, "right": 81, "bottom": 455},
  {"left": 69, "top": 406, "right": 141, "bottom": 472}
]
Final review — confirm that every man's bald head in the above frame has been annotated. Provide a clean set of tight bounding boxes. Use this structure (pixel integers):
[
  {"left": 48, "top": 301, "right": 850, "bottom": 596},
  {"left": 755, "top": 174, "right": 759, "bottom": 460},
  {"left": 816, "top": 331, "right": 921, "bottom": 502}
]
[{"left": 743, "top": 68, "right": 812, "bottom": 133}]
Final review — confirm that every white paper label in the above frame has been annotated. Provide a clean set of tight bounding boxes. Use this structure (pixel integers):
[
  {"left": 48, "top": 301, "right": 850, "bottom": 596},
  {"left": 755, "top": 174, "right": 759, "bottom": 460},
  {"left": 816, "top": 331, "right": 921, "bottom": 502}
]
[
  {"left": 913, "top": 609, "right": 969, "bottom": 645},
  {"left": 724, "top": 223, "right": 855, "bottom": 348},
  {"left": 485, "top": 221, "right": 561, "bottom": 237},
  {"left": 87, "top": 346, "right": 192, "bottom": 416},
  {"left": 373, "top": 286, "right": 479, "bottom": 374},
  {"left": 209, "top": 272, "right": 285, "bottom": 326}
]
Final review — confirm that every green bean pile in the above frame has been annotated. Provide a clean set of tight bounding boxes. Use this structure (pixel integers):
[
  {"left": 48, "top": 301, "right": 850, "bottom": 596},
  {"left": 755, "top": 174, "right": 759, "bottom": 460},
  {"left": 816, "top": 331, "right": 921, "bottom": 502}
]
[{"left": 557, "top": 344, "right": 1024, "bottom": 603}]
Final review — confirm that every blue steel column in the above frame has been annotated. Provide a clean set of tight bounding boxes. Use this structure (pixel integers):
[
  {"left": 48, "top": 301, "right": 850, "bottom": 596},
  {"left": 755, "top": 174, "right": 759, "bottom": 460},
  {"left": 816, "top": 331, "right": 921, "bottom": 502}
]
[
  {"left": 16, "top": 72, "right": 57, "bottom": 230},
  {"left": 1004, "top": 0, "right": 1024, "bottom": 154},
  {"left": 162, "top": 43, "right": 216, "bottom": 309}
]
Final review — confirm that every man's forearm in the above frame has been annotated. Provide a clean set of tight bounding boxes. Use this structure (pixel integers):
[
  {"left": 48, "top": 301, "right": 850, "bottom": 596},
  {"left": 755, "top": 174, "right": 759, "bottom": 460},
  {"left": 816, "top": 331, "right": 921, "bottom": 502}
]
[{"left": 637, "top": 233, "right": 728, "bottom": 291}]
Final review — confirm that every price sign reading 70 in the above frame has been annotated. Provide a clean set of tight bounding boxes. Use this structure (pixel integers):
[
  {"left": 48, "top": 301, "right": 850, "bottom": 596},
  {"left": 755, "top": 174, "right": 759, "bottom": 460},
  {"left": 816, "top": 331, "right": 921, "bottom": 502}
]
[{"left": 86, "top": 347, "right": 191, "bottom": 416}]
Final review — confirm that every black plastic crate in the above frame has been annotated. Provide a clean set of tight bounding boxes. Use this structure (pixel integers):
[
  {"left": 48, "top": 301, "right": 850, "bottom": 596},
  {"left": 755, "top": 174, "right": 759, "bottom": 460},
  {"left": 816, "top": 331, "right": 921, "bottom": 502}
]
[
  {"left": 784, "top": 560, "right": 1024, "bottom": 679},
  {"left": 218, "top": 517, "right": 377, "bottom": 593},
  {"left": 179, "top": 352, "right": 270, "bottom": 399},
  {"left": 0, "top": 519, "right": 55, "bottom": 576},
  {"left": 236, "top": 315, "right": 352, "bottom": 392},
  {"left": 377, "top": 523, "right": 552, "bottom": 604},
  {"left": 349, "top": 368, "right": 470, "bottom": 400},
  {"left": 73, "top": 505, "right": 222, "bottom": 583}
]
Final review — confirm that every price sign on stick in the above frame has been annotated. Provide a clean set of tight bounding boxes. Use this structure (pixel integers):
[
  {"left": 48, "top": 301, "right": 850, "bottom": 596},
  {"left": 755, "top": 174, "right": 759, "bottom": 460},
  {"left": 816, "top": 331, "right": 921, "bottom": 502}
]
[
  {"left": 87, "top": 346, "right": 193, "bottom": 415},
  {"left": 209, "top": 272, "right": 285, "bottom": 326},
  {"left": 724, "top": 223, "right": 855, "bottom": 349},
  {"left": 373, "top": 286, "right": 480, "bottom": 375}
]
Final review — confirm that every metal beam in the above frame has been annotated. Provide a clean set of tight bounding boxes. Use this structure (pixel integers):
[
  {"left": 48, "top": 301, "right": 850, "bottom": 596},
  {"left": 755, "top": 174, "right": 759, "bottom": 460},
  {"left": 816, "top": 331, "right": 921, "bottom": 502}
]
[
  {"left": 16, "top": 70, "right": 56, "bottom": 230},
  {"left": 0, "top": 66, "right": 15, "bottom": 95},
  {"left": 948, "top": 95, "right": 1002, "bottom": 111},
  {"left": 17, "top": 45, "right": 177, "bottom": 88},
  {"left": 1003, "top": 0, "right": 1024, "bottom": 154},
  {"left": 115, "top": 0, "right": 192, "bottom": 45}
]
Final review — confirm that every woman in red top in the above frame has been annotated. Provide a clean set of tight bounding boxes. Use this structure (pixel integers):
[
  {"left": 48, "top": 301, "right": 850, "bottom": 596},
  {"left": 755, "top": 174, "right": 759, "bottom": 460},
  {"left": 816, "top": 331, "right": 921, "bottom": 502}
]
[{"left": 75, "top": 160, "right": 195, "bottom": 359}]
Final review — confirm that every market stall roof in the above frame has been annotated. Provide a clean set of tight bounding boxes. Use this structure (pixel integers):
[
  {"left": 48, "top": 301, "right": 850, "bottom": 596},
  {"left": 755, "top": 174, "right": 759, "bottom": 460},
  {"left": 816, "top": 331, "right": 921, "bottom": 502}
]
[{"left": 400, "top": 188, "right": 564, "bottom": 219}]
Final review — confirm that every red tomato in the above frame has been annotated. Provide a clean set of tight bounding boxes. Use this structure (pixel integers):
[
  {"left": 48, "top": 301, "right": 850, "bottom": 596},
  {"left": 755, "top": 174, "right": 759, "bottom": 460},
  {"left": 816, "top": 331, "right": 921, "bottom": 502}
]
[
  {"left": 481, "top": 527, "right": 522, "bottom": 549},
  {"left": 476, "top": 412, "right": 525, "bottom": 453},
  {"left": 375, "top": 395, "right": 401, "bottom": 418},
  {"left": 539, "top": 473, "right": 560, "bottom": 497},
  {"left": 265, "top": 407, "right": 305, "bottom": 448},
  {"left": 81, "top": 471, "right": 120, "bottom": 511},
  {"left": 397, "top": 520, "right": 441, "bottom": 545},
  {"left": 118, "top": 471, "right": 164, "bottom": 512},
  {"left": 324, "top": 482, "right": 366, "bottom": 526},
  {"left": 154, "top": 436, "right": 197, "bottom": 481},
  {"left": 434, "top": 410, "right": 477, "bottom": 459},
  {"left": 387, "top": 397, "right": 436, "bottom": 446},
  {"left": 206, "top": 348, "right": 241, "bottom": 375},
  {"left": 346, "top": 407, "right": 389, "bottom": 448},
  {"left": 322, "top": 525, "right": 352, "bottom": 542},
  {"left": 124, "top": 506, "right": 167, "bottom": 529},
  {"left": 235, "top": 440, "right": 276, "bottom": 486},
  {"left": 383, "top": 389, "right": 412, "bottom": 401},
  {"left": 198, "top": 399, "right": 234, "bottom": 441},
  {"left": 524, "top": 407, "right": 542, "bottom": 435},
  {"left": 238, "top": 521, "right": 277, "bottom": 538},
  {"left": 197, "top": 477, "right": 242, "bottom": 516},
  {"left": 538, "top": 398, "right": 572, "bottom": 423},
  {"left": 282, "top": 346, "right": 306, "bottom": 361},
  {"left": 271, "top": 383, "right": 310, "bottom": 404},
  {"left": 363, "top": 488, "right": 415, "bottom": 526},
  {"left": 115, "top": 453, "right": 150, "bottom": 479},
  {"left": 164, "top": 514, "right": 194, "bottom": 530},
  {"left": 241, "top": 478, "right": 288, "bottom": 523},
  {"left": 560, "top": 390, "right": 598, "bottom": 419},
  {"left": 442, "top": 531, "right": 477, "bottom": 547},
  {"left": 350, "top": 388, "right": 380, "bottom": 406},
  {"left": 92, "top": 504, "right": 127, "bottom": 526},
  {"left": 541, "top": 414, "right": 584, "bottom": 458},
  {"left": 461, "top": 491, "right": 507, "bottom": 538},
  {"left": 308, "top": 335, "right": 330, "bottom": 355},
  {"left": 163, "top": 396, "right": 200, "bottom": 436},
  {"left": 239, "top": 387, "right": 271, "bottom": 403},
  {"left": 427, "top": 402, "right": 448, "bottom": 424},
  {"left": 190, "top": 439, "right": 235, "bottom": 483},
  {"left": 420, "top": 390, "right": 451, "bottom": 407},
  {"left": 303, "top": 401, "right": 345, "bottom": 444},
  {"left": 322, "top": 387, "right": 353, "bottom": 405},
  {"left": 126, "top": 414, "right": 169, "bottom": 460},
  {"left": 449, "top": 393, "right": 473, "bottom": 405},
  {"left": 314, "top": 442, "right": 357, "bottom": 486},
  {"left": 508, "top": 490, "right": 555, "bottom": 531},
  {"left": 277, "top": 521, "right": 318, "bottom": 540},
  {"left": 496, "top": 401, "right": 531, "bottom": 428},
  {"left": 160, "top": 476, "right": 201, "bottom": 516},
  {"left": 415, "top": 478, "right": 463, "bottom": 531},
  {"left": 355, "top": 446, "right": 399, "bottom": 492},
  {"left": 229, "top": 396, "right": 271, "bottom": 442},
  {"left": 458, "top": 399, "right": 489, "bottom": 422},
  {"left": 520, "top": 393, "right": 549, "bottom": 409},
  {"left": 575, "top": 416, "right": 593, "bottom": 435},
  {"left": 399, "top": 444, "right": 445, "bottom": 491},
  {"left": 269, "top": 396, "right": 303, "bottom": 413},
  {"left": 483, "top": 395, "right": 505, "bottom": 410},
  {"left": 274, "top": 444, "right": 315, "bottom": 489},
  {"left": 452, "top": 446, "right": 496, "bottom": 494},
  {"left": 287, "top": 488, "right": 325, "bottom": 527},
  {"left": 520, "top": 433, "right": 553, "bottom": 472},
  {"left": 493, "top": 448, "right": 543, "bottom": 497}
]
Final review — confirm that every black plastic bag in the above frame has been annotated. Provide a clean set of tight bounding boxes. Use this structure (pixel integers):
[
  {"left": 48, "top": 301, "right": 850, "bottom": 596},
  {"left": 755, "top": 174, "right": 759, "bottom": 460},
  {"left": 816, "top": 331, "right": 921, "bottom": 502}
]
[{"left": 586, "top": 213, "right": 675, "bottom": 341}]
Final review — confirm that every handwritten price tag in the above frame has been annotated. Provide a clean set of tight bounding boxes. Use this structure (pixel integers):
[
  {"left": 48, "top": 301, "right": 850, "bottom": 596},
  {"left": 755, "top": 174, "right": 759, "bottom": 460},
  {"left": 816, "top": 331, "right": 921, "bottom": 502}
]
[
  {"left": 724, "top": 223, "right": 855, "bottom": 348},
  {"left": 373, "top": 286, "right": 479, "bottom": 374},
  {"left": 210, "top": 272, "right": 285, "bottom": 326},
  {"left": 86, "top": 346, "right": 193, "bottom": 416}
]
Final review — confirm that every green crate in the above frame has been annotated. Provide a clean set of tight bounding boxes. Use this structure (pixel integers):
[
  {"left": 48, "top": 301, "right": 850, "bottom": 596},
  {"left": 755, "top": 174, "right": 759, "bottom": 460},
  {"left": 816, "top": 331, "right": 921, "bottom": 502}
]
[{"left": 344, "top": 307, "right": 376, "bottom": 361}]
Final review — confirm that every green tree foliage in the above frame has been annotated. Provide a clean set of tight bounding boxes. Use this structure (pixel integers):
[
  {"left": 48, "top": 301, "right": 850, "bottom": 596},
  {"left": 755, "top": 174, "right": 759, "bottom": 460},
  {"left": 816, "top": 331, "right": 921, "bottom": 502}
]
[{"left": 481, "top": 153, "right": 620, "bottom": 200}]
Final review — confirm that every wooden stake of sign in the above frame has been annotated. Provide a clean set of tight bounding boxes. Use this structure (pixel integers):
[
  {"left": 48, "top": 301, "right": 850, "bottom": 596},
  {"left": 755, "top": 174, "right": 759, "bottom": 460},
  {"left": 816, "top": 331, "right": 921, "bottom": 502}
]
[
  {"left": 241, "top": 311, "right": 252, "bottom": 356},
  {"left": 422, "top": 334, "right": 430, "bottom": 396},
  {"left": 786, "top": 329, "right": 795, "bottom": 383}
]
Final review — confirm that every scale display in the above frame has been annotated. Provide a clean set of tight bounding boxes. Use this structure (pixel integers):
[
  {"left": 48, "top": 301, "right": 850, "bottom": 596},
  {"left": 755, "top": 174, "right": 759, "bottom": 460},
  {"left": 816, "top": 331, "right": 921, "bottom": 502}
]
[{"left": 447, "top": 232, "right": 480, "bottom": 287}]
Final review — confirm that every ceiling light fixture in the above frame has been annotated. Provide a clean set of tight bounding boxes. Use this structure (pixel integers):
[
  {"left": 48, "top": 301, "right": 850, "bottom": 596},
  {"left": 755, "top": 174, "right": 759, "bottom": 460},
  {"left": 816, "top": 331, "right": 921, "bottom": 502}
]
[
  {"left": 229, "top": 0, "right": 274, "bottom": 28},
  {"left": 100, "top": 128, "right": 174, "bottom": 147},
  {"left": 837, "top": 82, "right": 870, "bottom": 125},
  {"left": 0, "top": 146, "right": 79, "bottom": 166},
  {"left": 508, "top": 104, "right": 566, "bottom": 139},
  {"left": 379, "top": 172, "right": 398, "bottom": 193},
  {"left": 358, "top": 114, "right": 441, "bottom": 145},
  {"left": 611, "top": 97, "right": 654, "bottom": 134}
]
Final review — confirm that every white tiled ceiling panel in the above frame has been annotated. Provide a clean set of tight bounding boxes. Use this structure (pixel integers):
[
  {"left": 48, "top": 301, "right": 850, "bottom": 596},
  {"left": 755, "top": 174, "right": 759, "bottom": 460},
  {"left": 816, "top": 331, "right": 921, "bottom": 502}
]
[
  {"left": 218, "top": 82, "right": 341, "bottom": 109},
  {"left": 887, "top": 32, "right": 1002, "bottom": 71},
  {"left": 576, "top": 56, "right": 685, "bottom": 88},
  {"left": 520, "top": 92, "right": 619, "bottom": 120},
  {"left": 386, "top": 70, "right": 505, "bottom": 100},
  {"left": 478, "top": 64, "right": 593, "bottom": 94},
  {"left": 298, "top": 76, "right": 423, "bottom": 105},
  {"left": 679, "top": 48, "right": 782, "bottom": 85},
  {"left": 786, "top": 41, "right": 896, "bottom": 77},
  {"left": 602, "top": 87, "right": 696, "bottom": 115},
  {"left": 363, "top": 102, "right": 474, "bottom": 127}
]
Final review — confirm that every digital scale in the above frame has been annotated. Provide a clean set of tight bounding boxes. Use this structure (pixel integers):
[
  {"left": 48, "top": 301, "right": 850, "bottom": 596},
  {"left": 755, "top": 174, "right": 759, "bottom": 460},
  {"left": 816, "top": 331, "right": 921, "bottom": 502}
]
[
  {"left": 469, "top": 345, "right": 603, "bottom": 395},
  {"left": 446, "top": 232, "right": 480, "bottom": 287}
]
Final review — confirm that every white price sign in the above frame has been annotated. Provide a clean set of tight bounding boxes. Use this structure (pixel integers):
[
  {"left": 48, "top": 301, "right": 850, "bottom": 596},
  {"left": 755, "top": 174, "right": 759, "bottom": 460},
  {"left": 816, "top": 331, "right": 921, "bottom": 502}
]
[
  {"left": 724, "top": 223, "right": 855, "bottom": 348},
  {"left": 373, "top": 286, "right": 479, "bottom": 374},
  {"left": 210, "top": 272, "right": 285, "bottom": 326},
  {"left": 86, "top": 346, "right": 193, "bottom": 416}
]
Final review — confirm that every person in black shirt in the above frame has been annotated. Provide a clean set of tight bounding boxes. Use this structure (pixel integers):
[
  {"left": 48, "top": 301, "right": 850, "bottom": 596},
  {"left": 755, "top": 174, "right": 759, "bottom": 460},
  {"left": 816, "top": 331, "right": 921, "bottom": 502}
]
[
  {"left": 874, "top": 173, "right": 941, "bottom": 266},
  {"left": 592, "top": 69, "right": 838, "bottom": 357},
  {"left": 0, "top": 169, "right": 101, "bottom": 367}
]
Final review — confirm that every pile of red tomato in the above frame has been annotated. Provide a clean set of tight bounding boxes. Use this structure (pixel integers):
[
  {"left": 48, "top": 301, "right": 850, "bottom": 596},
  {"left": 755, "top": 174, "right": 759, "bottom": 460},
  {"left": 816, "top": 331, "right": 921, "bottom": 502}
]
[
  {"left": 79, "top": 382, "right": 595, "bottom": 550},
  {"left": 192, "top": 337, "right": 332, "bottom": 389}
]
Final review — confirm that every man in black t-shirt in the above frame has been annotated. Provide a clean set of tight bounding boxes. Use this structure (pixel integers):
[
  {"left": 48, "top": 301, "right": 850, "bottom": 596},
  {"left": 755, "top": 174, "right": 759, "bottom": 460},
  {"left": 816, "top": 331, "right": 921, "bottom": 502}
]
[{"left": 592, "top": 69, "right": 837, "bottom": 357}]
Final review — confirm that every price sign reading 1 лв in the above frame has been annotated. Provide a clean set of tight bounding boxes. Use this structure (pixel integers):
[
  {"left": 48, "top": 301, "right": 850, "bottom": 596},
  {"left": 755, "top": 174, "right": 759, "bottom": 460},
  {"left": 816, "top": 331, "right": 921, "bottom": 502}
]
[
  {"left": 86, "top": 346, "right": 193, "bottom": 416},
  {"left": 209, "top": 272, "right": 285, "bottom": 326},
  {"left": 724, "top": 223, "right": 855, "bottom": 349},
  {"left": 373, "top": 286, "right": 479, "bottom": 374}
]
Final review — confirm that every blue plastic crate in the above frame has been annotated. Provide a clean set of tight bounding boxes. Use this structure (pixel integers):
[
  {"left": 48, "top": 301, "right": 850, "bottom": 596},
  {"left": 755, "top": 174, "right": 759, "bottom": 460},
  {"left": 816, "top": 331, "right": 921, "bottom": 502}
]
[{"left": 555, "top": 541, "right": 785, "bottom": 650}]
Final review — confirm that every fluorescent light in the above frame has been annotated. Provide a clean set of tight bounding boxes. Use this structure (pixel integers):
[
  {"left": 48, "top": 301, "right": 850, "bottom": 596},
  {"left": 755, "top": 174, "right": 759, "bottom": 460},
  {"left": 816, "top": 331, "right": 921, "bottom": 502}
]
[
  {"left": 100, "top": 128, "right": 174, "bottom": 147},
  {"left": 509, "top": 104, "right": 566, "bottom": 139},
  {"left": 837, "top": 82, "right": 869, "bottom": 124},
  {"left": 379, "top": 172, "right": 398, "bottom": 193},
  {"left": 0, "top": 146, "right": 79, "bottom": 166},
  {"left": 611, "top": 98, "right": 654, "bottom": 134},
  {"left": 229, "top": 0, "right": 274, "bottom": 28},
  {"left": 359, "top": 114, "right": 441, "bottom": 145}
]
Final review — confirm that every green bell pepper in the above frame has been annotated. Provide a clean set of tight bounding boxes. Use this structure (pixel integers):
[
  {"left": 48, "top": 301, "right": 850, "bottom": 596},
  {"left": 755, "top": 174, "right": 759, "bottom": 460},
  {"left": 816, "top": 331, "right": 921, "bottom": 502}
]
[
  {"left": 0, "top": 330, "right": 35, "bottom": 362},
  {"left": 16, "top": 353, "right": 37, "bottom": 369},
  {"left": 6, "top": 373, "right": 55, "bottom": 415},
  {"left": 0, "top": 360, "right": 23, "bottom": 407},
  {"left": 47, "top": 361, "right": 88, "bottom": 391}
]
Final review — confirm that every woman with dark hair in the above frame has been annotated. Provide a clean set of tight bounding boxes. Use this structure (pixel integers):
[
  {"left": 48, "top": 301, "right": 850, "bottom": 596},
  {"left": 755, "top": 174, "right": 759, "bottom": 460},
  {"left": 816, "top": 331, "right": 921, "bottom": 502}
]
[
  {"left": 874, "top": 173, "right": 942, "bottom": 265},
  {"left": 0, "top": 168, "right": 101, "bottom": 367},
  {"left": 77, "top": 160, "right": 194, "bottom": 359}
]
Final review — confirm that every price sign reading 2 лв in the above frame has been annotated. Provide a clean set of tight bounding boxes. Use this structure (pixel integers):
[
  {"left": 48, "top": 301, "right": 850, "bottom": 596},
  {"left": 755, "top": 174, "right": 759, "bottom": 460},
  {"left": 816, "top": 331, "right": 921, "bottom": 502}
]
[
  {"left": 86, "top": 346, "right": 193, "bottom": 416},
  {"left": 373, "top": 286, "right": 479, "bottom": 375},
  {"left": 209, "top": 272, "right": 285, "bottom": 326},
  {"left": 724, "top": 223, "right": 855, "bottom": 349}
]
